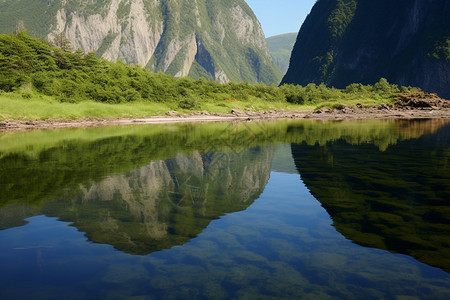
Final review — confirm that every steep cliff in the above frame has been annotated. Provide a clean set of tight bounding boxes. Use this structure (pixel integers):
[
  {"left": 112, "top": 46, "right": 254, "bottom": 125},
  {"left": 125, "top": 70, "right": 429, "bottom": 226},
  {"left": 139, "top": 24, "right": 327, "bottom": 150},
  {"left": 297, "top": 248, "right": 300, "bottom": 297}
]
[
  {"left": 282, "top": 0, "right": 450, "bottom": 99},
  {"left": 0, "top": 0, "right": 281, "bottom": 84}
]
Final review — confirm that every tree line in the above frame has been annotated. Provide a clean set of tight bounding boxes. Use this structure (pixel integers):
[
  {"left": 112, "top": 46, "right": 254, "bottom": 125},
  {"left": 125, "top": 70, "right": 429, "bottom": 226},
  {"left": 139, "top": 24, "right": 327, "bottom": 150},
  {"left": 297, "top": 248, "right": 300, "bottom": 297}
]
[{"left": 0, "top": 32, "right": 417, "bottom": 109}]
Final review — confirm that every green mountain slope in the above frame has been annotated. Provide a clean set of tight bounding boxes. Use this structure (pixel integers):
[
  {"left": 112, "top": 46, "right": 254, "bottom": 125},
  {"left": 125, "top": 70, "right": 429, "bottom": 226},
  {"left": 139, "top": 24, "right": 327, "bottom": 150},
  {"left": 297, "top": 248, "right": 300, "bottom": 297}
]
[
  {"left": 0, "top": 0, "right": 281, "bottom": 84},
  {"left": 282, "top": 0, "right": 450, "bottom": 98},
  {"left": 266, "top": 32, "right": 297, "bottom": 74}
]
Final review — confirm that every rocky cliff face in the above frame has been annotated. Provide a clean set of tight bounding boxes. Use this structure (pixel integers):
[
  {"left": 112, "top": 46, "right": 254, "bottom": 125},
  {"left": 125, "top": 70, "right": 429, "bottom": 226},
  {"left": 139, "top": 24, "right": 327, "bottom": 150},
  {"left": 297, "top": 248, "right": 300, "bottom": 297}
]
[
  {"left": 282, "top": 0, "right": 450, "bottom": 98},
  {"left": 0, "top": 0, "right": 281, "bottom": 84}
]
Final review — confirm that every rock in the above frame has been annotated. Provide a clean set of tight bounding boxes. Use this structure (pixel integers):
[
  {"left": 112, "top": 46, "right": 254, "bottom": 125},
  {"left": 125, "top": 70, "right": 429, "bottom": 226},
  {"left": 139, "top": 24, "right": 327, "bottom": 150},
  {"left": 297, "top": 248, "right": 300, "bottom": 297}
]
[
  {"left": 378, "top": 103, "right": 390, "bottom": 110},
  {"left": 231, "top": 109, "right": 245, "bottom": 116},
  {"left": 395, "top": 92, "right": 450, "bottom": 109}
]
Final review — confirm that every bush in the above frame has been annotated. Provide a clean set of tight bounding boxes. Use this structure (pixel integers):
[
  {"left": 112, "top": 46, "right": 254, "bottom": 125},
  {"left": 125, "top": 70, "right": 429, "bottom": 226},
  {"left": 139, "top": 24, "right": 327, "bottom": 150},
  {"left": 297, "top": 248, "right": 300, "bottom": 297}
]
[
  {"left": 21, "top": 92, "right": 32, "bottom": 99},
  {"left": 374, "top": 78, "right": 399, "bottom": 94},
  {"left": 178, "top": 96, "right": 199, "bottom": 109},
  {"left": 0, "top": 32, "right": 416, "bottom": 109},
  {"left": 345, "top": 83, "right": 367, "bottom": 94}
]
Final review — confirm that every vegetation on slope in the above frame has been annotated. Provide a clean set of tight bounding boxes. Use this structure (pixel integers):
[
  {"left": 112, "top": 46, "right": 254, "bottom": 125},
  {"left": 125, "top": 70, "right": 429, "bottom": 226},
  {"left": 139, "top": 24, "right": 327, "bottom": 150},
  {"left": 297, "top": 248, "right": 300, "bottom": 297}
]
[
  {"left": 144, "top": 0, "right": 282, "bottom": 83},
  {"left": 428, "top": 37, "right": 450, "bottom": 61},
  {"left": 282, "top": 0, "right": 357, "bottom": 85},
  {"left": 266, "top": 33, "right": 297, "bottom": 74},
  {"left": 282, "top": 0, "right": 450, "bottom": 98},
  {"left": 0, "top": 0, "right": 282, "bottom": 84},
  {"left": 0, "top": 32, "right": 419, "bottom": 120}
]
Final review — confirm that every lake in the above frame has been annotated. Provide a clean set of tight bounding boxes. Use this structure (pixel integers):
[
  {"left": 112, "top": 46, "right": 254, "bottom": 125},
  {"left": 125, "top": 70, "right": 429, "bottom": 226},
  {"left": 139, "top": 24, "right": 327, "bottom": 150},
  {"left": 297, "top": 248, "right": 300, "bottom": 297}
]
[{"left": 0, "top": 119, "right": 449, "bottom": 299}]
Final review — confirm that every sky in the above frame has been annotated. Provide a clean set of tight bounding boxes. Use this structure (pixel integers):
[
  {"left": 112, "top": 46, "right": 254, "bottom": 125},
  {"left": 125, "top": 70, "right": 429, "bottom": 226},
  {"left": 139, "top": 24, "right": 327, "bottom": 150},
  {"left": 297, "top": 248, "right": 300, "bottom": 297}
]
[{"left": 245, "top": 0, "right": 317, "bottom": 37}]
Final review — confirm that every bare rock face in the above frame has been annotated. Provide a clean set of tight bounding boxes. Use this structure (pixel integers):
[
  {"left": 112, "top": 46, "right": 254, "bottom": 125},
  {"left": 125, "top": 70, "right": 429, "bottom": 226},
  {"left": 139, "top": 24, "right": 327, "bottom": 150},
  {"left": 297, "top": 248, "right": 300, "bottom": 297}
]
[{"left": 0, "top": 0, "right": 281, "bottom": 84}]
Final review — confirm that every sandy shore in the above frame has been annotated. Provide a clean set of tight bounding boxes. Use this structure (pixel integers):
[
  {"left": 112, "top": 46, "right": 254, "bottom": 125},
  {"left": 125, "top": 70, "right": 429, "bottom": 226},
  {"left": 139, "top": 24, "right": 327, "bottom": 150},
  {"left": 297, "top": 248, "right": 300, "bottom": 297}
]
[{"left": 1, "top": 105, "right": 450, "bottom": 132}]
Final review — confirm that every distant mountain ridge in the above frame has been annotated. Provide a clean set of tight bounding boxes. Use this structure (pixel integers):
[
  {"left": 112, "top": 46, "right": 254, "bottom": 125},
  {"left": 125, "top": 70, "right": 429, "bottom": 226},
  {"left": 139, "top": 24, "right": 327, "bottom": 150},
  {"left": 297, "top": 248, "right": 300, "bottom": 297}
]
[
  {"left": 282, "top": 0, "right": 450, "bottom": 98},
  {"left": 0, "top": 0, "right": 281, "bottom": 84},
  {"left": 266, "top": 32, "right": 297, "bottom": 74}
]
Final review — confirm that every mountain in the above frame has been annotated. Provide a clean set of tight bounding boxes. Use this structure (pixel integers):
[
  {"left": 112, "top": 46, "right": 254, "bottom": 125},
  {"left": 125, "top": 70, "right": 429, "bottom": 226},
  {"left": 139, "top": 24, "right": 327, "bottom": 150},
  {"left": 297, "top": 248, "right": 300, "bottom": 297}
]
[
  {"left": 0, "top": 0, "right": 281, "bottom": 84},
  {"left": 282, "top": 0, "right": 450, "bottom": 99},
  {"left": 266, "top": 32, "right": 297, "bottom": 74}
]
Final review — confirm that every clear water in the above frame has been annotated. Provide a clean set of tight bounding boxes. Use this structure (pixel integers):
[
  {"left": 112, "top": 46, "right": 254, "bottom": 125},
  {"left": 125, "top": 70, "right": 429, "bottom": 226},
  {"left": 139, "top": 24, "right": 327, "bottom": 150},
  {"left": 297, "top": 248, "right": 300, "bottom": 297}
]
[{"left": 0, "top": 119, "right": 449, "bottom": 299}]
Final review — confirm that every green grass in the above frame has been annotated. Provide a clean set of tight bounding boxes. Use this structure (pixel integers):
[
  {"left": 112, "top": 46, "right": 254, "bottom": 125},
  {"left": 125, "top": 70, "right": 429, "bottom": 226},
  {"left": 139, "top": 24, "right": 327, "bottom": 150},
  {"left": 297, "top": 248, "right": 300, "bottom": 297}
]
[
  {"left": 199, "top": 96, "right": 308, "bottom": 113},
  {"left": 0, "top": 91, "right": 398, "bottom": 121},
  {"left": 0, "top": 93, "right": 173, "bottom": 120},
  {"left": 0, "top": 92, "right": 304, "bottom": 120}
]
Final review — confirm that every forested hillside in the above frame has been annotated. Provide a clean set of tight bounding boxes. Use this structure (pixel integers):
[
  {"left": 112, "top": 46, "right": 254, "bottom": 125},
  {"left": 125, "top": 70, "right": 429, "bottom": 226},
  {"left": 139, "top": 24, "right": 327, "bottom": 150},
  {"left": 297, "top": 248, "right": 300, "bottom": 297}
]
[
  {"left": 266, "top": 33, "right": 297, "bottom": 74},
  {"left": 0, "top": 32, "right": 419, "bottom": 117},
  {"left": 283, "top": 0, "right": 450, "bottom": 99},
  {"left": 0, "top": 0, "right": 281, "bottom": 84}
]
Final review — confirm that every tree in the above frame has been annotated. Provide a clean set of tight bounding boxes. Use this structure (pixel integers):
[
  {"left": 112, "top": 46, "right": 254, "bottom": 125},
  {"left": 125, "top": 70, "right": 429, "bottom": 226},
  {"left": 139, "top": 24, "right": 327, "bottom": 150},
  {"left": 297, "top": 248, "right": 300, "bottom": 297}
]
[{"left": 51, "top": 31, "right": 74, "bottom": 53}]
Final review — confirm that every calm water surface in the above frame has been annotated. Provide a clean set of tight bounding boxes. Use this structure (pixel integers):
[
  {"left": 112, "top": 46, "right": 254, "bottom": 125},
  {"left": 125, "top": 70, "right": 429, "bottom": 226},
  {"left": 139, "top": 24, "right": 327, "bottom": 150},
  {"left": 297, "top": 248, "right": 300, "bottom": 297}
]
[{"left": 0, "top": 119, "right": 449, "bottom": 299}]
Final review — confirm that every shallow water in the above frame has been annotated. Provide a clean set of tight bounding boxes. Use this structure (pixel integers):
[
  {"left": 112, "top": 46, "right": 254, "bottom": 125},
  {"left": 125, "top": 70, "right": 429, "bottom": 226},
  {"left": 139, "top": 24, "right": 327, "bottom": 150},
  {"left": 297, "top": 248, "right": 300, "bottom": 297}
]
[{"left": 0, "top": 119, "right": 449, "bottom": 299}]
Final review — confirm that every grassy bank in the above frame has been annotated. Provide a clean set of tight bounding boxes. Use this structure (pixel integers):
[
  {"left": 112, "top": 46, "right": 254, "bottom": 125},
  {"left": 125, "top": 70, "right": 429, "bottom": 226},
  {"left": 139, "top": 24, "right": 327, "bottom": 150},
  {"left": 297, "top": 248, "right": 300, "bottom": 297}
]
[
  {"left": 0, "top": 90, "right": 398, "bottom": 121},
  {"left": 0, "top": 32, "right": 419, "bottom": 121},
  {"left": 0, "top": 92, "right": 312, "bottom": 120},
  {"left": 0, "top": 93, "right": 172, "bottom": 120}
]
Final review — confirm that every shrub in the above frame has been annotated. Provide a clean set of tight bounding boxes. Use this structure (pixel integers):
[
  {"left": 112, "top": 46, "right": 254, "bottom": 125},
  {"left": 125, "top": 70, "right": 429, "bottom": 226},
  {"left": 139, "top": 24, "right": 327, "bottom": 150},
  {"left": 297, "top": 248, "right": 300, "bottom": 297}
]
[
  {"left": 0, "top": 32, "right": 416, "bottom": 109},
  {"left": 345, "top": 83, "right": 365, "bottom": 93},
  {"left": 178, "top": 96, "right": 199, "bottom": 109},
  {"left": 374, "top": 78, "right": 399, "bottom": 95}
]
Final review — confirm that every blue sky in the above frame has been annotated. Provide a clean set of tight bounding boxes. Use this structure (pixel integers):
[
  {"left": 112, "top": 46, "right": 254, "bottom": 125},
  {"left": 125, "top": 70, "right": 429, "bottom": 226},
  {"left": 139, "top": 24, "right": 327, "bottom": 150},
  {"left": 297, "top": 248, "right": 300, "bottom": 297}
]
[{"left": 245, "top": 0, "right": 317, "bottom": 37}]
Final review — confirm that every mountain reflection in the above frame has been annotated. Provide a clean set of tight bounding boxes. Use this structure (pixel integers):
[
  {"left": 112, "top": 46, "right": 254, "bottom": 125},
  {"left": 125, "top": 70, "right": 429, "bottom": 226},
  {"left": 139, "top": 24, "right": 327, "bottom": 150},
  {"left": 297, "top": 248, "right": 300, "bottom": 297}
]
[
  {"left": 1, "top": 119, "right": 449, "bottom": 258},
  {"left": 1, "top": 147, "right": 273, "bottom": 255},
  {"left": 292, "top": 122, "right": 450, "bottom": 272}
]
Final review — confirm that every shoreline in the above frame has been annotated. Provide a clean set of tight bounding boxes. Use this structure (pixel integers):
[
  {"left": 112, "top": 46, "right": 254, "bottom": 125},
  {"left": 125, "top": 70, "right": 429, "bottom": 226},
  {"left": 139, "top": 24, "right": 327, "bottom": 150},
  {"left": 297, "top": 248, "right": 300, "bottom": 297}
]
[{"left": 1, "top": 106, "right": 450, "bottom": 131}]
